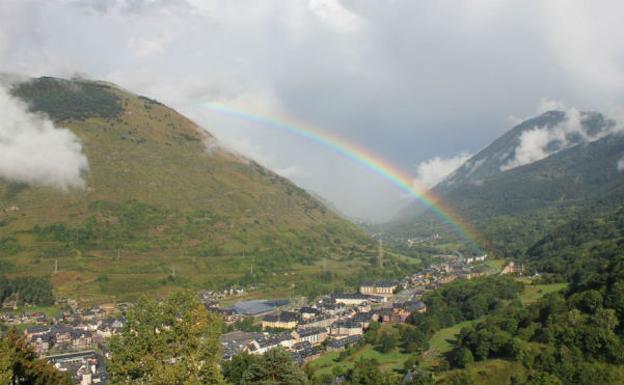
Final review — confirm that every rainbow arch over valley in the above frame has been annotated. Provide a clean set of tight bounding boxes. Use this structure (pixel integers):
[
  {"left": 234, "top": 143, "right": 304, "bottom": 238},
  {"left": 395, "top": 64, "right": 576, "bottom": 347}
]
[{"left": 202, "top": 102, "right": 486, "bottom": 254}]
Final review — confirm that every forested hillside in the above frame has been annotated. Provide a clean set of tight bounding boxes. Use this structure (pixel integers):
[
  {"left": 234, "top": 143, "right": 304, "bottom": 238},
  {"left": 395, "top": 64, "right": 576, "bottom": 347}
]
[
  {"left": 441, "top": 211, "right": 624, "bottom": 384},
  {"left": 387, "top": 111, "right": 624, "bottom": 258}
]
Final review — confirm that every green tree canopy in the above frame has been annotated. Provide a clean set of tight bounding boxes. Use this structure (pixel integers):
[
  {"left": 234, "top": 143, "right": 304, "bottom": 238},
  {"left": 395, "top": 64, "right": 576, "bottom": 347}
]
[
  {"left": 1, "top": 329, "right": 71, "bottom": 385},
  {"left": 108, "top": 291, "right": 224, "bottom": 385},
  {"left": 224, "top": 348, "right": 308, "bottom": 385}
]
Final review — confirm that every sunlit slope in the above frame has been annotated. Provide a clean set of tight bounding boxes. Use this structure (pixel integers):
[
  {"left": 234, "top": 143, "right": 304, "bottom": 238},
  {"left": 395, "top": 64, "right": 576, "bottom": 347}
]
[{"left": 0, "top": 77, "right": 372, "bottom": 300}]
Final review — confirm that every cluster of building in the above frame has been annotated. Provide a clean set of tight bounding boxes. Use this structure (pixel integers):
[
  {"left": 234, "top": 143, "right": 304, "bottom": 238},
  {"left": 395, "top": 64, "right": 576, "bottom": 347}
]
[
  {"left": 48, "top": 350, "right": 108, "bottom": 385},
  {"left": 398, "top": 255, "right": 489, "bottom": 289},
  {"left": 5, "top": 303, "right": 126, "bottom": 385},
  {"left": 219, "top": 254, "right": 491, "bottom": 365},
  {"left": 220, "top": 280, "right": 427, "bottom": 364},
  {"left": 0, "top": 252, "right": 493, "bottom": 384},
  {"left": 24, "top": 317, "right": 123, "bottom": 355}
]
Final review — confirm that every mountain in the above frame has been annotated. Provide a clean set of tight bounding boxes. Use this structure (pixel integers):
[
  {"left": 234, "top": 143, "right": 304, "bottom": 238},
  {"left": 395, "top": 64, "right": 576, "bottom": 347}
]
[
  {"left": 388, "top": 110, "right": 624, "bottom": 257},
  {"left": 524, "top": 206, "right": 624, "bottom": 279},
  {"left": 0, "top": 76, "right": 373, "bottom": 301},
  {"left": 437, "top": 110, "right": 616, "bottom": 191}
]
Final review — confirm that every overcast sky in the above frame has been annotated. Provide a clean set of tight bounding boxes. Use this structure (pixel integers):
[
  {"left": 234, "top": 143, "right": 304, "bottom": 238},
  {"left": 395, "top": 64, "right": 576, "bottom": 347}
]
[{"left": 1, "top": 0, "right": 623, "bottom": 221}]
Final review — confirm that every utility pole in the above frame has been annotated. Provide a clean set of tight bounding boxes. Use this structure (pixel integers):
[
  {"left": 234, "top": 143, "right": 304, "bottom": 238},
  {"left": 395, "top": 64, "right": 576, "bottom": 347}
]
[
  {"left": 172, "top": 264, "right": 176, "bottom": 278},
  {"left": 378, "top": 238, "right": 384, "bottom": 268},
  {"left": 54, "top": 259, "right": 58, "bottom": 274}
]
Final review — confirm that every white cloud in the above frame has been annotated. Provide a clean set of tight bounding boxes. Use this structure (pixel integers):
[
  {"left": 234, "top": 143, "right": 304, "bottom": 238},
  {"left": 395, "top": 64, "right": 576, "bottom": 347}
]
[
  {"left": 536, "top": 98, "right": 566, "bottom": 114},
  {"left": 618, "top": 157, "right": 624, "bottom": 172},
  {"left": 414, "top": 153, "right": 472, "bottom": 188},
  {"left": 127, "top": 36, "right": 168, "bottom": 58},
  {"left": 0, "top": 86, "right": 89, "bottom": 189},
  {"left": 308, "top": 0, "right": 362, "bottom": 32},
  {"left": 502, "top": 107, "right": 624, "bottom": 171},
  {"left": 274, "top": 165, "right": 303, "bottom": 178},
  {"left": 3, "top": 0, "right": 624, "bottom": 220}
]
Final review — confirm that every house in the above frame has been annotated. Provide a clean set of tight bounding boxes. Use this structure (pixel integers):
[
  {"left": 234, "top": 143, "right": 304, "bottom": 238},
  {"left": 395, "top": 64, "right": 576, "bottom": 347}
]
[
  {"left": 96, "top": 319, "right": 123, "bottom": 339},
  {"left": 401, "top": 301, "right": 427, "bottom": 314},
  {"left": 29, "top": 334, "right": 52, "bottom": 354},
  {"left": 25, "top": 325, "right": 51, "bottom": 341},
  {"left": 298, "top": 315, "right": 337, "bottom": 330},
  {"left": 298, "top": 307, "right": 321, "bottom": 320},
  {"left": 359, "top": 280, "right": 399, "bottom": 297},
  {"left": 99, "top": 303, "right": 117, "bottom": 316},
  {"left": 333, "top": 293, "right": 369, "bottom": 306},
  {"left": 70, "top": 330, "right": 93, "bottom": 349},
  {"left": 378, "top": 308, "right": 403, "bottom": 324},
  {"left": 329, "top": 321, "right": 363, "bottom": 337},
  {"left": 464, "top": 254, "right": 487, "bottom": 264},
  {"left": 321, "top": 303, "right": 347, "bottom": 317},
  {"left": 502, "top": 261, "right": 525, "bottom": 275},
  {"left": 355, "top": 302, "right": 372, "bottom": 313},
  {"left": 246, "top": 333, "right": 295, "bottom": 354},
  {"left": 47, "top": 350, "right": 106, "bottom": 385},
  {"left": 438, "top": 274, "right": 458, "bottom": 284},
  {"left": 325, "top": 335, "right": 362, "bottom": 352},
  {"left": 292, "top": 327, "right": 328, "bottom": 346},
  {"left": 221, "top": 331, "right": 264, "bottom": 359},
  {"left": 261, "top": 311, "right": 299, "bottom": 329},
  {"left": 291, "top": 341, "right": 321, "bottom": 364},
  {"left": 351, "top": 312, "right": 373, "bottom": 329},
  {"left": 209, "top": 307, "right": 239, "bottom": 323}
]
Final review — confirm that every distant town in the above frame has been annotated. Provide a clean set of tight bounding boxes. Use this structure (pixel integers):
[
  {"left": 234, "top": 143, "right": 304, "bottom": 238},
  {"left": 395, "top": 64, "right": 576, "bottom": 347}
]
[{"left": 0, "top": 253, "right": 511, "bottom": 385}]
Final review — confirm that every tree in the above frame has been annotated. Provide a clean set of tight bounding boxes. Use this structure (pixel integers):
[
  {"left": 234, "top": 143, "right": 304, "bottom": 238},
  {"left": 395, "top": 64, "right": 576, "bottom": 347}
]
[
  {"left": 222, "top": 352, "right": 263, "bottom": 385},
  {"left": 108, "top": 291, "right": 224, "bottom": 385},
  {"left": 405, "top": 368, "right": 435, "bottom": 385},
  {"left": 251, "top": 347, "right": 308, "bottom": 385},
  {"left": 402, "top": 355, "right": 420, "bottom": 373},
  {"left": 348, "top": 358, "right": 386, "bottom": 385},
  {"left": 2, "top": 329, "right": 71, "bottom": 385},
  {"left": 400, "top": 326, "right": 428, "bottom": 354},
  {"left": 446, "top": 371, "right": 474, "bottom": 385},
  {"left": 376, "top": 332, "right": 397, "bottom": 354},
  {"left": 225, "top": 348, "right": 308, "bottom": 385},
  {"left": 447, "top": 347, "right": 474, "bottom": 369},
  {"left": 0, "top": 335, "right": 12, "bottom": 385},
  {"left": 524, "top": 372, "right": 563, "bottom": 385}
]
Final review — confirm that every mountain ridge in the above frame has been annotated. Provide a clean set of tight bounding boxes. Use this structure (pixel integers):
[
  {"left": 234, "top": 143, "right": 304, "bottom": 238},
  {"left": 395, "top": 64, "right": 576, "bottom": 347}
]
[
  {"left": 0, "top": 76, "right": 375, "bottom": 301},
  {"left": 387, "top": 109, "right": 624, "bottom": 257}
]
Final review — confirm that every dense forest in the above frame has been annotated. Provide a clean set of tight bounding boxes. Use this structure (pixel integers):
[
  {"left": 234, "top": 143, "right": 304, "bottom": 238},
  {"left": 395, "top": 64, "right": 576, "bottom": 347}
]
[
  {"left": 408, "top": 276, "right": 523, "bottom": 337},
  {"left": 0, "top": 276, "right": 55, "bottom": 306},
  {"left": 440, "top": 208, "right": 624, "bottom": 384}
]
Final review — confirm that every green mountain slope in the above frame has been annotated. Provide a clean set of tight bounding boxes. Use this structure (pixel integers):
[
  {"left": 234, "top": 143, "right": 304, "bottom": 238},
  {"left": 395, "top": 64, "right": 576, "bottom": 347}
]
[
  {"left": 524, "top": 206, "right": 624, "bottom": 280},
  {"left": 437, "top": 207, "right": 624, "bottom": 385},
  {"left": 387, "top": 111, "right": 624, "bottom": 257},
  {"left": 0, "top": 77, "right": 373, "bottom": 301}
]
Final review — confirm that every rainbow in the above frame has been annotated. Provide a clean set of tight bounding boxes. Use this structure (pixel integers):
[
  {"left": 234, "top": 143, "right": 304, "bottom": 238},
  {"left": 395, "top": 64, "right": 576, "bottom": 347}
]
[{"left": 202, "top": 102, "right": 485, "bottom": 254}]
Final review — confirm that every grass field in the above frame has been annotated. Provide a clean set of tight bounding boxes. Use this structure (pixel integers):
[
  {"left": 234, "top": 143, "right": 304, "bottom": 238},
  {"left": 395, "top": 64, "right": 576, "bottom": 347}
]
[
  {"left": 520, "top": 283, "right": 567, "bottom": 304},
  {"left": 437, "top": 359, "right": 528, "bottom": 385},
  {"left": 308, "top": 344, "right": 412, "bottom": 379},
  {"left": 19, "top": 305, "right": 63, "bottom": 319},
  {"left": 485, "top": 258, "right": 506, "bottom": 272},
  {"left": 422, "top": 318, "right": 482, "bottom": 368}
]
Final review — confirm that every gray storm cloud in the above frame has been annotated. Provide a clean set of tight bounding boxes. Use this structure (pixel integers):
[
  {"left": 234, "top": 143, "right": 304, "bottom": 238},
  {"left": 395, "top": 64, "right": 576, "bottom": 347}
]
[
  {"left": 0, "top": 86, "right": 89, "bottom": 189},
  {"left": 2, "top": 0, "right": 624, "bottom": 220}
]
